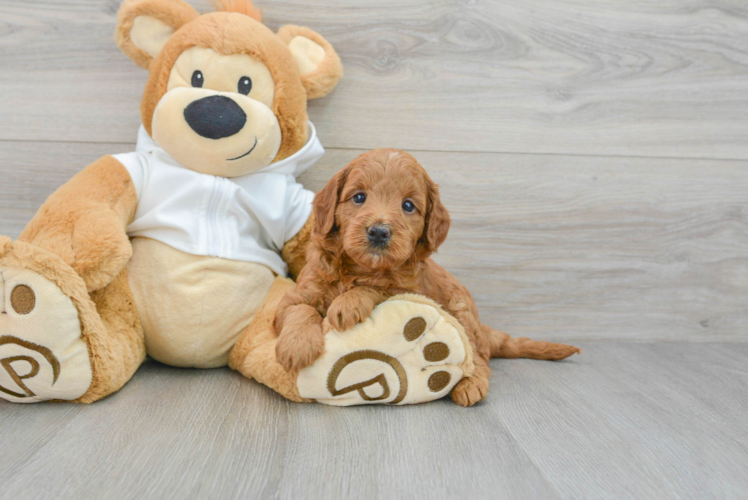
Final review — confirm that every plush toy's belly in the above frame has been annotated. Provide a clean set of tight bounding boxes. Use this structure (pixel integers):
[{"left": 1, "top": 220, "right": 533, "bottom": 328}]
[{"left": 127, "top": 237, "right": 275, "bottom": 368}]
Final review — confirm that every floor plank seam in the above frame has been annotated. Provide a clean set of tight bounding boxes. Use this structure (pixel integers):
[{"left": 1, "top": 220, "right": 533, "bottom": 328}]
[{"left": 2, "top": 138, "right": 747, "bottom": 163}]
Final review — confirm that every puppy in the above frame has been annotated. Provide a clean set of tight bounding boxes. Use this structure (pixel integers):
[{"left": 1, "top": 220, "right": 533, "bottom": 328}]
[{"left": 274, "top": 149, "right": 579, "bottom": 406}]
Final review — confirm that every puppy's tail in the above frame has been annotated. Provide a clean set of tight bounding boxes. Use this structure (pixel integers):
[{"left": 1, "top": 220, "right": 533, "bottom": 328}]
[{"left": 484, "top": 325, "right": 580, "bottom": 360}]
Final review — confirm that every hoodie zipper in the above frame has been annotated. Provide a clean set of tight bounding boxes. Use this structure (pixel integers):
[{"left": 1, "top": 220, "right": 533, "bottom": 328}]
[{"left": 205, "top": 176, "right": 227, "bottom": 257}]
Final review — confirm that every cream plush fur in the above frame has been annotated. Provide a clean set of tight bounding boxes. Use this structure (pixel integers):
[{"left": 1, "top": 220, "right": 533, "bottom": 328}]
[{"left": 128, "top": 238, "right": 276, "bottom": 368}]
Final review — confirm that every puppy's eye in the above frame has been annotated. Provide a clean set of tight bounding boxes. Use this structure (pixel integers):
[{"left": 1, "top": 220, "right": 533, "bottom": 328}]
[
  {"left": 191, "top": 70, "right": 204, "bottom": 88},
  {"left": 352, "top": 193, "right": 366, "bottom": 204},
  {"left": 402, "top": 200, "right": 416, "bottom": 213},
  {"left": 238, "top": 76, "right": 252, "bottom": 95}
]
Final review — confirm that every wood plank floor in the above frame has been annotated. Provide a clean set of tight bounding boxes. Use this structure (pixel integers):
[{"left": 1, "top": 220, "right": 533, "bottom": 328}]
[
  {"left": 1, "top": 343, "right": 747, "bottom": 500},
  {"left": 1, "top": 1, "right": 748, "bottom": 158}
]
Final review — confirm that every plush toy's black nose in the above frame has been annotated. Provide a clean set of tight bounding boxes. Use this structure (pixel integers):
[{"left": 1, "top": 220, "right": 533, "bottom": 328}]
[
  {"left": 183, "top": 95, "right": 246, "bottom": 139},
  {"left": 367, "top": 224, "right": 392, "bottom": 247}
]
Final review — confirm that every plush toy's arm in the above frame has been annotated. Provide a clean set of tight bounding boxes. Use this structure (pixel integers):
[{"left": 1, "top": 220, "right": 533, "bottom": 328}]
[
  {"left": 19, "top": 155, "right": 138, "bottom": 292},
  {"left": 281, "top": 212, "right": 314, "bottom": 280}
]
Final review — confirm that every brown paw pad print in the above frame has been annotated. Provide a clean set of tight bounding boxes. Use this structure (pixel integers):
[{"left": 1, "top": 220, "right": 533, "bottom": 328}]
[
  {"left": 427, "top": 371, "right": 452, "bottom": 392},
  {"left": 423, "top": 342, "right": 452, "bottom": 392},
  {"left": 403, "top": 316, "right": 427, "bottom": 341},
  {"left": 423, "top": 341, "right": 449, "bottom": 362},
  {"left": 10, "top": 284, "right": 35, "bottom": 315}
]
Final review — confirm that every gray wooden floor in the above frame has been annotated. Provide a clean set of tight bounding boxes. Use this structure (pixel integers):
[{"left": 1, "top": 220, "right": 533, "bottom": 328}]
[
  {"left": 1, "top": 0, "right": 747, "bottom": 498},
  {"left": 1, "top": 344, "right": 747, "bottom": 499}
]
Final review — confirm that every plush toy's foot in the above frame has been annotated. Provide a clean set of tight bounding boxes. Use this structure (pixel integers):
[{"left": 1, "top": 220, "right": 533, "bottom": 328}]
[
  {"left": 0, "top": 237, "right": 146, "bottom": 404},
  {"left": 230, "top": 277, "right": 312, "bottom": 402},
  {"left": 0, "top": 238, "right": 92, "bottom": 403},
  {"left": 296, "top": 294, "right": 475, "bottom": 406}
]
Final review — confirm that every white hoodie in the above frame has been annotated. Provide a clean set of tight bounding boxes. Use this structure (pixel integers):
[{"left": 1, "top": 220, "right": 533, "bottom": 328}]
[{"left": 113, "top": 123, "right": 322, "bottom": 277}]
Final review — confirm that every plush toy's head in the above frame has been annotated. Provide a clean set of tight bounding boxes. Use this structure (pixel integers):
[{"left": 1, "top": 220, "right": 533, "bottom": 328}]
[{"left": 115, "top": 0, "right": 342, "bottom": 177}]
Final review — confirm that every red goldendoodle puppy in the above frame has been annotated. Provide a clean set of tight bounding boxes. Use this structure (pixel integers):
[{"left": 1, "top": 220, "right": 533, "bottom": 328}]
[{"left": 274, "top": 149, "right": 579, "bottom": 406}]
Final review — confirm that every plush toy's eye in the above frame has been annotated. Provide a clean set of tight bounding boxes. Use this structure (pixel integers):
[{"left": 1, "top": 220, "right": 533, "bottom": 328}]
[
  {"left": 352, "top": 193, "right": 366, "bottom": 205},
  {"left": 238, "top": 76, "right": 252, "bottom": 95},
  {"left": 191, "top": 70, "right": 204, "bottom": 88},
  {"left": 402, "top": 200, "right": 416, "bottom": 213}
]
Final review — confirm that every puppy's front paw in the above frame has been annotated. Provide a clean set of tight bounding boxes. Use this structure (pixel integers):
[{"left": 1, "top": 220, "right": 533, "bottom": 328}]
[
  {"left": 450, "top": 375, "right": 489, "bottom": 407},
  {"left": 327, "top": 295, "right": 375, "bottom": 332},
  {"left": 275, "top": 323, "right": 325, "bottom": 374}
]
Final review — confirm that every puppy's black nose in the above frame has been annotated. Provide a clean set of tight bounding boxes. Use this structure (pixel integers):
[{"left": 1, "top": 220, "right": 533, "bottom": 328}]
[
  {"left": 184, "top": 95, "right": 247, "bottom": 139},
  {"left": 367, "top": 224, "right": 392, "bottom": 246}
]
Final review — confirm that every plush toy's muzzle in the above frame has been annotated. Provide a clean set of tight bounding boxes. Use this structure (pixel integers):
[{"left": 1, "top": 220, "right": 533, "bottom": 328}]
[{"left": 151, "top": 84, "right": 282, "bottom": 177}]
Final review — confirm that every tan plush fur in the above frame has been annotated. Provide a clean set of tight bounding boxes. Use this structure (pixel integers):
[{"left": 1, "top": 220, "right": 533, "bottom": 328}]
[
  {"left": 115, "top": 0, "right": 200, "bottom": 69},
  {"left": 87, "top": 269, "right": 147, "bottom": 402},
  {"left": 214, "top": 0, "right": 263, "bottom": 20},
  {"left": 274, "top": 149, "right": 581, "bottom": 406},
  {"left": 277, "top": 25, "right": 344, "bottom": 100},
  {"left": 19, "top": 156, "right": 138, "bottom": 293}
]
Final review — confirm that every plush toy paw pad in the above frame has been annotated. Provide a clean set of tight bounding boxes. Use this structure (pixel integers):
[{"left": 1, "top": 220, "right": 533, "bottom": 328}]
[
  {"left": 0, "top": 266, "right": 91, "bottom": 403},
  {"left": 427, "top": 370, "right": 452, "bottom": 392},
  {"left": 403, "top": 316, "right": 426, "bottom": 340},
  {"left": 423, "top": 341, "right": 449, "bottom": 362},
  {"left": 296, "top": 295, "right": 474, "bottom": 406}
]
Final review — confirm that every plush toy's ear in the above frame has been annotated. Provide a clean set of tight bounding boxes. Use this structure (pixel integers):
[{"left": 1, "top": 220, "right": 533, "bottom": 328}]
[
  {"left": 277, "top": 25, "right": 344, "bottom": 100},
  {"left": 115, "top": 0, "right": 199, "bottom": 69},
  {"left": 313, "top": 164, "right": 353, "bottom": 239}
]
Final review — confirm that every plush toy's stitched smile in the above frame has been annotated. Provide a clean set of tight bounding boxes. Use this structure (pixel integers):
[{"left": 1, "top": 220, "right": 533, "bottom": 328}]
[{"left": 227, "top": 137, "right": 258, "bottom": 161}]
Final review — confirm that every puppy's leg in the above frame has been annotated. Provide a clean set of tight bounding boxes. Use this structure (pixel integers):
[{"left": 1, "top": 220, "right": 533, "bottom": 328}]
[
  {"left": 446, "top": 295, "right": 492, "bottom": 406},
  {"left": 451, "top": 352, "right": 491, "bottom": 407},
  {"left": 275, "top": 303, "right": 325, "bottom": 374},
  {"left": 326, "top": 286, "right": 386, "bottom": 332}
]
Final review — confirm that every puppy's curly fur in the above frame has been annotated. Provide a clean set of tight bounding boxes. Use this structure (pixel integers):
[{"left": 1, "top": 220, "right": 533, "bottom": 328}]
[{"left": 275, "top": 149, "right": 579, "bottom": 406}]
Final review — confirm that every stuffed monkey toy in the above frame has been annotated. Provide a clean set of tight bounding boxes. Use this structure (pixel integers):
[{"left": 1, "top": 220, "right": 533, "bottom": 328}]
[{"left": 0, "top": 0, "right": 485, "bottom": 406}]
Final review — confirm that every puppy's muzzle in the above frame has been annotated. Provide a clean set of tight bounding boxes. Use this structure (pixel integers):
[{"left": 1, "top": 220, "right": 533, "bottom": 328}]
[
  {"left": 367, "top": 224, "right": 392, "bottom": 248},
  {"left": 183, "top": 95, "right": 247, "bottom": 140}
]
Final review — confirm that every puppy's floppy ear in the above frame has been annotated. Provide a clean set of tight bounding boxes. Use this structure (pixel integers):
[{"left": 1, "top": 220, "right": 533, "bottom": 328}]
[
  {"left": 277, "top": 25, "right": 344, "bottom": 100},
  {"left": 115, "top": 0, "right": 199, "bottom": 69},
  {"left": 313, "top": 164, "right": 352, "bottom": 239},
  {"left": 418, "top": 181, "right": 451, "bottom": 256}
]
